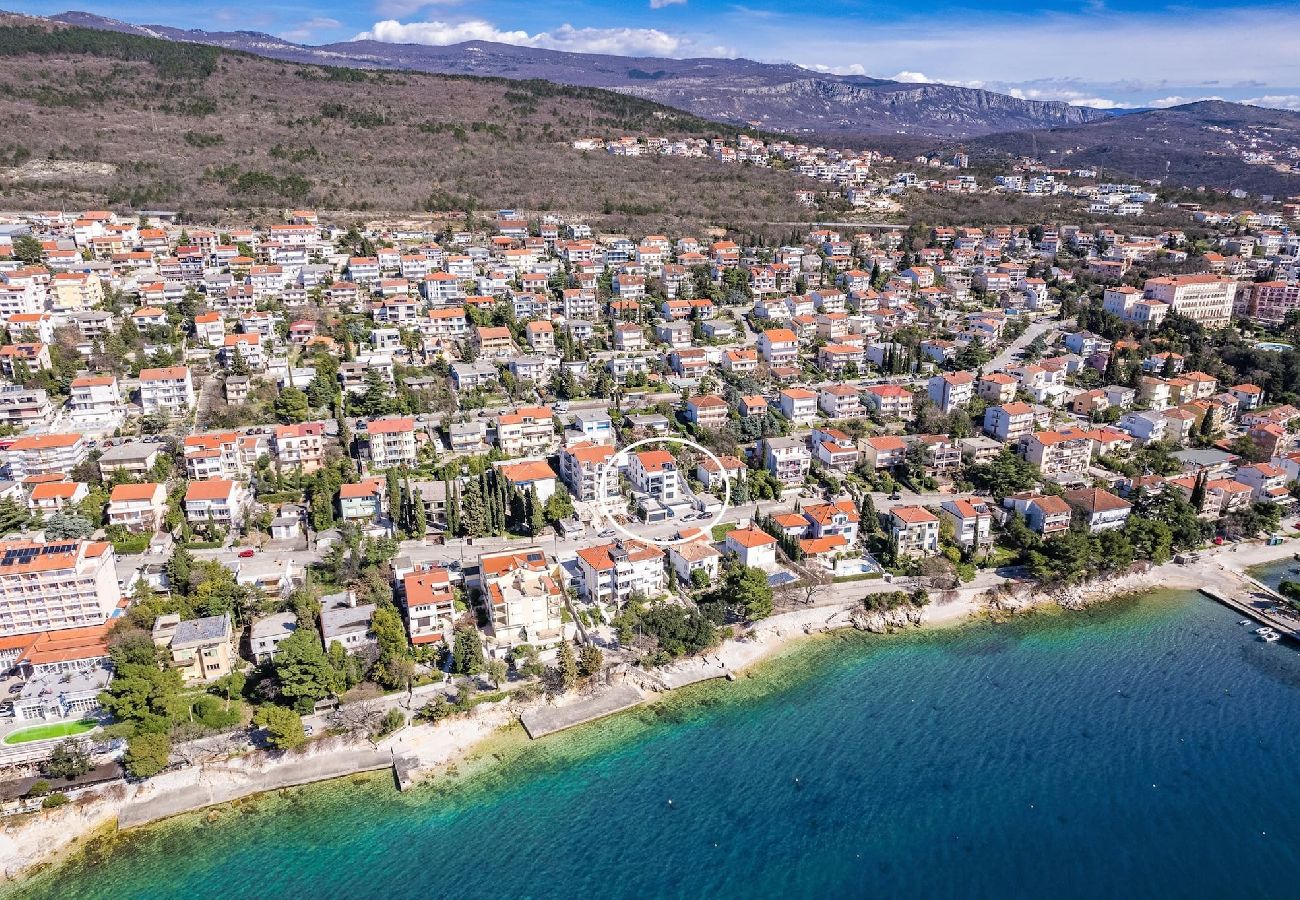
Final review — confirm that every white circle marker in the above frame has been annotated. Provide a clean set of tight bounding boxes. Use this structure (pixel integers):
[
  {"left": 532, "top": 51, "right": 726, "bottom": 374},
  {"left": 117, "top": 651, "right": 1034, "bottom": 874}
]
[{"left": 594, "top": 435, "right": 733, "bottom": 548}]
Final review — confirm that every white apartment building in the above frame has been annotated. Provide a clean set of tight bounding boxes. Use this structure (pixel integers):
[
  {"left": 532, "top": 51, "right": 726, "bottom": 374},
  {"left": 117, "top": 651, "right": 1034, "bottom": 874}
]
[
  {"left": 479, "top": 547, "right": 568, "bottom": 653},
  {"left": 629, "top": 450, "right": 681, "bottom": 502},
  {"left": 364, "top": 417, "right": 418, "bottom": 469},
  {"left": 495, "top": 407, "right": 556, "bottom": 457},
  {"left": 5, "top": 433, "right": 88, "bottom": 480},
  {"left": 0, "top": 540, "right": 120, "bottom": 638},
  {"left": 558, "top": 442, "right": 617, "bottom": 503},
  {"left": 106, "top": 482, "right": 167, "bottom": 532},
  {"left": 273, "top": 422, "right": 326, "bottom": 473},
  {"left": 1142, "top": 274, "right": 1237, "bottom": 328},
  {"left": 184, "top": 479, "right": 248, "bottom": 527},
  {"left": 575, "top": 540, "right": 666, "bottom": 606},
  {"left": 67, "top": 375, "right": 122, "bottom": 426},
  {"left": 402, "top": 568, "right": 457, "bottom": 647},
  {"left": 138, "top": 366, "right": 195, "bottom": 416}
]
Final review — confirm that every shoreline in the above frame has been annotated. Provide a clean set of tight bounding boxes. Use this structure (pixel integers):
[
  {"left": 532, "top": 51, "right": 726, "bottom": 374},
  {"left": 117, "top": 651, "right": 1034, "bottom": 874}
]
[{"left": 2, "top": 537, "right": 1294, "bottom": 885}]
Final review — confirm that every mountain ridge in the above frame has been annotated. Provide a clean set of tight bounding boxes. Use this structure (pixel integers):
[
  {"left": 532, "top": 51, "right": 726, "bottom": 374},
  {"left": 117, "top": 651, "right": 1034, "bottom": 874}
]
[{"left": 43, "top": 9, "right": 1109, "bottom": 137}]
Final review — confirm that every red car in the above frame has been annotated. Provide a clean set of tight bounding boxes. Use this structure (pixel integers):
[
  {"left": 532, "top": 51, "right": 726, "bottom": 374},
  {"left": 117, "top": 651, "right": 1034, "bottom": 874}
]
[{"left": 238, "top": 549, "right": 255, "bottom": 558}]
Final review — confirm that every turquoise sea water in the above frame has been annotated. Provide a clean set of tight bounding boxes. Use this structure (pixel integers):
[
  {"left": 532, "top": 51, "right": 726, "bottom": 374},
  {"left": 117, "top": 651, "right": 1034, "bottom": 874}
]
[{"left": 12, "top": 590, "right": 1300, "bottom": 899}]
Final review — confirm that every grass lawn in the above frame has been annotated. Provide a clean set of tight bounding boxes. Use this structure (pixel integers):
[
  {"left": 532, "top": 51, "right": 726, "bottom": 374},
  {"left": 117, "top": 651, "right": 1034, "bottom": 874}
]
[
  {"left": 4, "top": 719, "right": 96, "bottom": 745},
  {"left": 711, "top": 523, "right": 737, "bottom": 542}
]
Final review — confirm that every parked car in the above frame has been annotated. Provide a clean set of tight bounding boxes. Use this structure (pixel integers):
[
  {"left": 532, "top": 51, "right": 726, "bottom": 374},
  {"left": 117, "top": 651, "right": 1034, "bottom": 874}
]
[{"left": 238, "top": 549, "right": 255, "bottom": 558}]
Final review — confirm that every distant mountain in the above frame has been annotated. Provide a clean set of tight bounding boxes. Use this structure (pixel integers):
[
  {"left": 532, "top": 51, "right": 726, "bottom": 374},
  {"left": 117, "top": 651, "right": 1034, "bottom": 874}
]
[
  {"left": 44, "top": 9, "right": 1109, "bottom": 138},
  {"left": 964, "top": 100, "right": 1300, "bottom": 195}
]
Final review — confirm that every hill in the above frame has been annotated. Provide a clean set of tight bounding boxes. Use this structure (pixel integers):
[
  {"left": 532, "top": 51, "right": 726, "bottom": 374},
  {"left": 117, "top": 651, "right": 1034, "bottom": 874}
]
[
  {"left": 0, "top": 16, "right": 818, "bottom": 232},
  {"left": 47, "top": 10, "right": 1110, "bottom": 138},
  {"left": 963, "top": 100, "right": 1300, "bottom": 196}
]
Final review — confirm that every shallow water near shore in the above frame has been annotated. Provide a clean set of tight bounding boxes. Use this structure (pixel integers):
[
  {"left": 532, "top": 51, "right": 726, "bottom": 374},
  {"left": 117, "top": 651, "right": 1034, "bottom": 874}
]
[{"left": 10, "top": 589, "right": 1300, "bottom": 899}]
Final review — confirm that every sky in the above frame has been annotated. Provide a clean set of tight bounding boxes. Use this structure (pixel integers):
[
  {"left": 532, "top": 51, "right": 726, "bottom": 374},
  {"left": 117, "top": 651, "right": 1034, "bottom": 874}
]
[{"left": 14, "top": 1, "right": 1300, "bottom": 110}]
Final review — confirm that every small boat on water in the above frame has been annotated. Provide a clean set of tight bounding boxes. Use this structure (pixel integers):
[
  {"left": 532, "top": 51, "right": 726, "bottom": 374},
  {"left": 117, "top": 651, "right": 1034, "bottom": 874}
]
[
  {"left": 1264, "top": 632, "right": 1282, "bottom": 643},
  {"left": 1240, "top": 620, "right": 1252, "bottom": 625},
  {"left": 1256, "top": 627, "right": 1274, "bottom": 636}
]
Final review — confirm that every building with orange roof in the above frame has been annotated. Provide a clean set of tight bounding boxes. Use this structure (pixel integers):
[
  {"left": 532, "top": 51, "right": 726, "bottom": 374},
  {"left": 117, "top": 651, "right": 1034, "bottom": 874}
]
[
  {"left": 107, "top": 482, "right": 167, "bottom": 532},
  {"left": 183, "top": 479, "right": 248, "bottom": 528},
  {"left": 363, "top": 416, "right": 418, "bottom": 469},
  {"left": 629, "top": 449, "right": 681, "bottom": 506},
  {"left": 758, "top": 327, "right": 799, "bottom": 365},
  {"left": 863, "top": 383, "right": 914, "bottom": 420},
  {"left": 778, "top": 387, "right": 818, "bottom": 424},
  {"left": 803, "top": 499, "right": 860, "bottom": 543},
  {"left": 497, "top": 459, "right": 559, "bottom": 502},
  {"left": 575, "top": 540, "right": 666, "bottom": 606},
  {"left": 273, "top": 422, "right": 326, "bottom": 473},
  {"left": 940, "top": 498, "right": 994, "bottom": 548},
  {"left": 558, "top": 442, "right": 617, "bottom": 502},
  {"left": 478, "top": 546, "right": 568, "bottom": 653},
  {"left": 27, "top": 480, "right": 88, "bottom": 515},
  {"left": 4, "top": 431, "right": 88, "bottom": 480},
  {"left": 889, "top": 506, "right": 940, "bottom": 557},
  {"left": 9, "top": 624, "right": 113, "bottom": 721},
  {"left": 138, "top": 365, "right": 194, "bottom": 415},
  {"left": 402, "top": 567, "right": 456, "bottom": 646},
  {"left": 725, "top": 527, "right": 779, "bottom": 571},
  {"left": 668, "top": 538, "right": 722, "bottom": 586},
  {"left": 0, "top": 540, "right": 121, "bottom": 639},
  {"left": 495, "top": 406, "right": 556, "bottom": 457}
]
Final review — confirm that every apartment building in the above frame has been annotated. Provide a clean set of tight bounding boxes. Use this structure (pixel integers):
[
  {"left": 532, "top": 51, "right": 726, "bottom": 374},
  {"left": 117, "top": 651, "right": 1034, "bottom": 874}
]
[
  {"left": 274, "top": 422, "right": 326, "bottom": 473},
  {"left": 67, "top": 376, "right": 122, "bottom": 426},
  {"left": 940, "top": 499, "right": 993, "bottom": 548},
  {"left": 1020, "top": 431, "right": 1093, "bottom": 476},
  {"left": 1142, "top": 274, "right": 1237, "bottom": 328},
  {"left": 5, "top": 433, "right": 87, "bottom": 480},
  {"left": 106, "top": 482, "right": 168, "bottom": 532},
  {"left": 927, "top": 371, "right": 975, "bottom": 414},
  {"left": 184, "top": 431, "right": 242, "bottom": 481},
  {"left": 983, "top": 402, "right": 1036, "bottom": 443},
  {"left": 779, "top": 388, "right": 818, "bottom": 424},
  {"left": 479, "top": 546, "right": 567, "bottom": 654},
  {"left": 889, "top": 506, "right": 941, "bottom": 558},
  {"left": 558, "top": 442, "right": 617, "bottom": 503},
  {"left": 495, "top": 406, "right": 556, "bottom": 457},
  {"left": 863, "top": 384, "right": 914, "bottom": 420},
  {"left": 0, "top": 387, "right": 53, "bottom": 431},
  {"left": 758, "top": 327, "right": 799, "bottom": 365},
  {"left": 364, "top": 417, "right": 418, "bottom": 469},
  {"left": 138, "top": 366, "right": 195, "bottom": 416},
  {"left": 630, "top": 450, "right": 682, "bottom": 503},
  {"left": 763, "top": 436, "right": 812, "bottom": 483},
  {"left": 575, "top": 540, "right": 667, "bottom": 606},
  {"left": 686, "top": 395, "right": 730, "bottom": 429},
  {"left": 0, "top": 540, "right": 120, "bottom": 638},
  {"left": 184, "top": 479, "right": 248, "bottom": 528},
  {"left": 402, "top": 568, "right": 456, "bottom": 647}
]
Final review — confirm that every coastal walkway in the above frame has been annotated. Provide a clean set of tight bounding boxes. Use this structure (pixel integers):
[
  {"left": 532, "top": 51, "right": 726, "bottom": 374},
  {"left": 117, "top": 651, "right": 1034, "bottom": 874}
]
[{"left": 520, "top": 685, "right": 645, "bottom": 739}]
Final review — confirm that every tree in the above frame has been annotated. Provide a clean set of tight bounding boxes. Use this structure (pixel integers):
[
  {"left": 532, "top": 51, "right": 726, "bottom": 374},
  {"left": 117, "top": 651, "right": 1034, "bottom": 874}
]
[
  {"left": 41, "top": 513, "right": 95, "bottom": 540},
  {"left": 527, "top": 485, "right": 545, "bottom": 536},
  {"left": 273, "top": 627, "right": 341, "bottom": 712},
  {"left": 578, "top": 643, "right": 604, "bottom": 679},
  {"left": 124, "top": 732, "right": 172, "bottom": 779},
  {"left": 274, "top": 386, "right": 310, "bottom": 424},
  {"left": 44, "top": 739, "right": 91, "bottom": 780},
  {"left": 254, "top": 705, "right": 307, "bottom": 751},
  {"left": 556, "top": 641, "right": 579, "bottom": 691},
  {"left": 451, "top": 625, "right": 486, "bottom": 675},
  {"left": 709, "top": 565, "right": 774, "bottom": 621},
  {"left": 485, "top": 658, "right": 508, "bottom": 688},
  {"left": 370, "top": 605, "right": 414, "bottom": 689},
  {"left": 10, "top": 235, "right": 43, "bottom": 265},
  {"left": 543, "top": 484, "right": 575, "bottom": 524}
]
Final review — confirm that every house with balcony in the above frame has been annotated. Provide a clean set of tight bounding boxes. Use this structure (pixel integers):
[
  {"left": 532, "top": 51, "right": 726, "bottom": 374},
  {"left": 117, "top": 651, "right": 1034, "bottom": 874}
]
[
  {"left": 575, "top": 539, "right": 666, "bottom": 606},
  {"left": 138, "top": 366, "right": 195, "bottom": 416},
  {"left": 889, "top": 506, "right": 940, "bottom": 558},
  {"left": 107, "top": 482, "right": 168, "bottom": 532},
  {"left": 725, "top": 527, "right": 779, "bottom": 571},
  {"left": 940, "top": 499, "right": 993, "bottom": 548},
  {"left": 152, "top": 613, "right": 234, "bottom": 684},
  {"left": 763, "top": 436, "right": 811, "bottom": 483}
]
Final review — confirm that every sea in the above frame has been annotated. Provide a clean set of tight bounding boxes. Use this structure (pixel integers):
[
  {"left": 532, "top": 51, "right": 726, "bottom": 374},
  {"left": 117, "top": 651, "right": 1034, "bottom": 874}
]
[{"left": 9, "top": 584, "right": 1300, "bottom": 900}]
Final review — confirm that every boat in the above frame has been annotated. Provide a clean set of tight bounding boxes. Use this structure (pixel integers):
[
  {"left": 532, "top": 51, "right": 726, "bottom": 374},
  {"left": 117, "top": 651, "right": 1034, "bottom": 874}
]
[
  {"left": 1264, "top": 632, "right": 1282, "bottom": 643},
  {"left": 1240, "top": 620, "right": 1252, "bottom": 625},
  {"left": 1256, "top": 627, "right": 1275, "bottom": 636}
]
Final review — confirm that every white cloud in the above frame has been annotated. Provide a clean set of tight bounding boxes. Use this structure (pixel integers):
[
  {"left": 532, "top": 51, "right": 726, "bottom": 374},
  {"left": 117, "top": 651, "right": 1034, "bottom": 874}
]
[
  {"left": 649, "top": 0, "right": 688, "bottom": 8},
  {"left": 281, "top": 17, "right": 342, "bottom": 42},
  {"left": 355, "top": 18, "right": 698, "bottom": 56},
  {"left": 1243, "top": 94, "right": 1300, "bottom": 111},
  {"left": 889, "top": 70, "right": 933, "bottom": 83},
  {"left": 1006, "top": 86, "right": 1120, "bottom": 108},
  {"left": 809, "top": 63, "right": 867, "bottom": 76}
]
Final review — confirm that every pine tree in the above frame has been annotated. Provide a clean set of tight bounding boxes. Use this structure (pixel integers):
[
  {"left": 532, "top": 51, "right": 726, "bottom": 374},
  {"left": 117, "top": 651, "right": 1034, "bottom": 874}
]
[
  {"left": 411, "top": 486, "right": 427, "bottom": 537},
  {"left": 445, "top": 480, "right": 460, "bottom": 536},
  {"left": 557, "top": 642, "right": 579, "bottom": 691},
  {"left": 1189, "top": 469, "right": 1207, "bottom": 513},
  {"left": 527, "top": 486, "right": 545, "bottom": 536}
]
